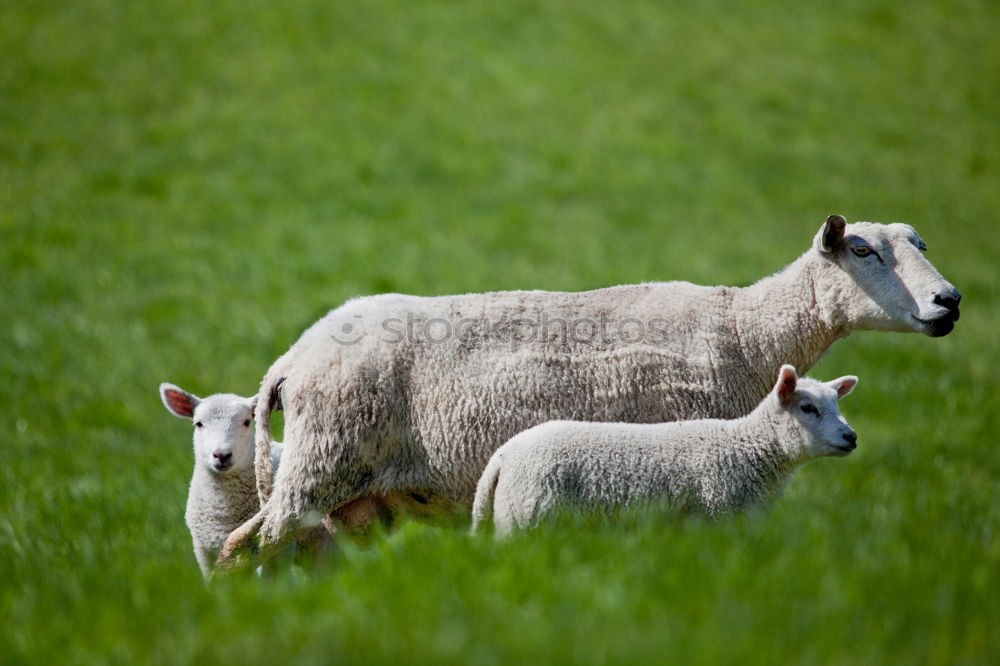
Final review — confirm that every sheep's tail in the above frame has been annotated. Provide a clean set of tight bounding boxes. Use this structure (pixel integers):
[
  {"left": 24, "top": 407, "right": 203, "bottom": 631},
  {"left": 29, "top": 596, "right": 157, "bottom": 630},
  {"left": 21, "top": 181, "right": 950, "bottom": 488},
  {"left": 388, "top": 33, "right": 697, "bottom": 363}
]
[
  {"left": 254, "top": 375, "right": 285, "bottom": 506},
  {"left": 470, "top": 454, "right": 502, "bottom": 534}
]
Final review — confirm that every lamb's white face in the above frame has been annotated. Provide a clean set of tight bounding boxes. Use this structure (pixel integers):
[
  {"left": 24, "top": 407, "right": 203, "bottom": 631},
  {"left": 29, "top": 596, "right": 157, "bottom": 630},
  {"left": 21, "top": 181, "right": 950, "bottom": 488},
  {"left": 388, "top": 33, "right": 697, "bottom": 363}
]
[
  {"left": 773, "top": 367, "right": 858, "bottom": 459},
  {"left": 190, "top": 395, "right": 256, "bottom": 474},
  {"left": 160, "top": 384, "right": 256, "bottom": 475},
  {"left": 816, "top": 218, "right": 961, "bottom": 337},
  {"left": 787, "top": 378, "right": 858, "bottom": 458}
]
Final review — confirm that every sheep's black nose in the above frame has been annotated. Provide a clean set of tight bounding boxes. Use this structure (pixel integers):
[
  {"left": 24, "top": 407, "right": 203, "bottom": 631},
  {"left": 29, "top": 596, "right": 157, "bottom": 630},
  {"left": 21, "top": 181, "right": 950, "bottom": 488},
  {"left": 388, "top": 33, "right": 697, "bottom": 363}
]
[
  {"left": 842, "top": 432, "right": 857, "bottom": 449},
  {"left": 213, "top": 451, "right": 233, "bottom": 463},
  {"left": 933, "top": 289, "right": 962, "bottom": 320}
]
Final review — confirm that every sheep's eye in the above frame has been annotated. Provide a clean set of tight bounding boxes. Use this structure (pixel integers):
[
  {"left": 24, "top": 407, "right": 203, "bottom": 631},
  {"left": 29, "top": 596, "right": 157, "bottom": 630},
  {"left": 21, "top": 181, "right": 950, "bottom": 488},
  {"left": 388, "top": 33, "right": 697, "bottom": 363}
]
[
  {"left": 195, "top": 422, "right": 204, "bottom": 428},
  {"left": 243, "top": 419, "right": 251, "bottom": 427},
  {"left": 800, "top": 403, "right": 818, "bottom": 416},
  {"left": 851, "top": 244, "right": 883, "bottom": 262}
]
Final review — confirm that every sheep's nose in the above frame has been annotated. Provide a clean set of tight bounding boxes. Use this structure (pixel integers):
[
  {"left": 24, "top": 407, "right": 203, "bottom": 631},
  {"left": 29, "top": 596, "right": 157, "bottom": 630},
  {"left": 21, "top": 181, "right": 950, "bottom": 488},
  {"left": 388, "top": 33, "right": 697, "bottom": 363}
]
[
  {"left": 213, "top": 451, "right": 233, "bottom": 463},
  {"left": 933, "top": 289, "right": 962, "bottom": 320},
  {"left": 842, "top": 432, "right": 857, "bottom": 449}
]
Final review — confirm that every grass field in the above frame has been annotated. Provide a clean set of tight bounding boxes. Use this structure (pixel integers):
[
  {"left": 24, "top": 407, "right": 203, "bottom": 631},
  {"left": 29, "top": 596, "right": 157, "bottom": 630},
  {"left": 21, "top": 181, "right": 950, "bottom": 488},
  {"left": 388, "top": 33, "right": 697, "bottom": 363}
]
[{"left": 2, "top": 0, "right": 999, "bottom": 663}]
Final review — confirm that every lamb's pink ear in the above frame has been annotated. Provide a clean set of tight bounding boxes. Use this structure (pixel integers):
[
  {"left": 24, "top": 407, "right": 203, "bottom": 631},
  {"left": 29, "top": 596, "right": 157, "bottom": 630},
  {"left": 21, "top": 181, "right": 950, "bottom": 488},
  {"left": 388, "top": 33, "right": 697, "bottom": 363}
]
[
  {"left": 160, "top": 383, "right": 200, "bottom": 419},
  {"left": 829, "top": 376, "right": 858, "bottom": 399},
  {"left": 819, "top": 214, "right": 847, "bottom": 254},
  {"left": 775, "top": 365, "right": 798, "bottom": 405}
]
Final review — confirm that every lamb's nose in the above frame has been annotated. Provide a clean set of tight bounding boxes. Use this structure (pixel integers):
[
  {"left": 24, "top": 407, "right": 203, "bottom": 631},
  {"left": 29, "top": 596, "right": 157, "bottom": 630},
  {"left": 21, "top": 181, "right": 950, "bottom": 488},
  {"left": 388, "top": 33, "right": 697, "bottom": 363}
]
[
  {"left": 842, "top": 432, "right": 857, "bottom": 449},
  {"left": 213, "top": 451, "right": 233, "bottom": 463},
  {"left": 933, "top": 289, "right": 962, "bottom": 320}
]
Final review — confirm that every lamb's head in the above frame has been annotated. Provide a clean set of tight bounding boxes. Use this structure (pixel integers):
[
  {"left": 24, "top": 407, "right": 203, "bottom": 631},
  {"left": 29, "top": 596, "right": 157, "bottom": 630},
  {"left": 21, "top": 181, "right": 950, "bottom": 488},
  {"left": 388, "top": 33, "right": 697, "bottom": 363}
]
[
  {"left": 813, "top": 215, "right": 961, "bottom": 337},
  {"left": 159, "top": 383, "right": 257, "bottom": 475},
  {"left": 772, "top": 365, "right": 858, "bottom": 459}
]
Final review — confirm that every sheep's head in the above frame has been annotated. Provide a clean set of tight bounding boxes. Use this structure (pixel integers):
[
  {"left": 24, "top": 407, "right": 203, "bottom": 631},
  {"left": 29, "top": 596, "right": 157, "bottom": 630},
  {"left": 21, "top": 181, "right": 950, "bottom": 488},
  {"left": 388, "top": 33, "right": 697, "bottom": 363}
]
[
  {"left": 773, "top": 365, "right": 859, "bottom": 459},
  {"left": 814, "top": 215, "right": 961, "bottom": 337},
  {"left": 160, "top": 383, "right": 256, "bottom": 475}
]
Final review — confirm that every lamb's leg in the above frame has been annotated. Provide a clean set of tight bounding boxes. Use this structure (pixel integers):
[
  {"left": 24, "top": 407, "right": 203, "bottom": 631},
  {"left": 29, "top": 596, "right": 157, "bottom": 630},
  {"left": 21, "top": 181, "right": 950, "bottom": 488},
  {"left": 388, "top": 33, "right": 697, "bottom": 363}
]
[{"left": 193, "top": 543, "right": 214, "bottom": 580}]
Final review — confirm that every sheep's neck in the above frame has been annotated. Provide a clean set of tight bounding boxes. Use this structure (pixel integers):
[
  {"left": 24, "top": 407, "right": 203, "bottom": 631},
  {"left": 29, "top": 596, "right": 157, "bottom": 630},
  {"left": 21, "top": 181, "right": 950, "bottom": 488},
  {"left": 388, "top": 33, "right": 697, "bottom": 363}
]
[
  {"left": 715, "top": 417, "right": 800, "bottom": 510},
  {"left": 730, "top": 253, "right": 846, "bottom": 386}
]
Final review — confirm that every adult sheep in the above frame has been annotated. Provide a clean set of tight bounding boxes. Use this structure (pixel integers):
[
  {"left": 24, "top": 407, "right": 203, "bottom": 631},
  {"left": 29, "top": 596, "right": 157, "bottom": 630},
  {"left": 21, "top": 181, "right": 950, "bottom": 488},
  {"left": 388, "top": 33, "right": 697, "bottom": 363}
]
[{"left": 219, "top": 215, "right": 960, "bottom": 568}]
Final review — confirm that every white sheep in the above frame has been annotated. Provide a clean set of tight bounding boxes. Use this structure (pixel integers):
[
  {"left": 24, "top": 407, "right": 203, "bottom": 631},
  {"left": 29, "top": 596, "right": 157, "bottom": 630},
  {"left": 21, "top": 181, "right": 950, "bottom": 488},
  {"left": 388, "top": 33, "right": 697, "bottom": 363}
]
[
  {"left": 471, "top": 365, "right": 857, "bottom": 535},
  {"left": 159, "top": 383, "right": 334, "bottom": 578},
  {"left": 220, "top": 216, "right": 959, "bottom": 569}
]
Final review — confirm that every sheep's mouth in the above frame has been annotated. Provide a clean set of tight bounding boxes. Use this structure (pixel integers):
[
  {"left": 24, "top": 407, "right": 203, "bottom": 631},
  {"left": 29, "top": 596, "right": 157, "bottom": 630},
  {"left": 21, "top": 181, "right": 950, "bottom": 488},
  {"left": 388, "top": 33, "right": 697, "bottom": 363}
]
[
  {"left": 212, "top": 462, "right": 234, "bottom": 473},
  {"left": 912, "top": 313, "right": 957, "bottom": 338},
  {"left": 830, "top": 443, "right": 856, "bottom": 456}
]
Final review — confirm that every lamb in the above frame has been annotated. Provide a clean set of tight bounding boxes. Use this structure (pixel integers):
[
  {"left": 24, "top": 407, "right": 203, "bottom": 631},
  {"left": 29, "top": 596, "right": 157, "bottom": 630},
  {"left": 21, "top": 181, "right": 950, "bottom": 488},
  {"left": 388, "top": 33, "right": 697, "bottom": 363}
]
[
  {"left": 471, "top": 365, "right": 858, "bottom": 535},
  {"left": 219, "top": 215, "right": 959, "bottom": 569},
  {"left": 159, "top": 383, "right": 333, "bottom": 578}
]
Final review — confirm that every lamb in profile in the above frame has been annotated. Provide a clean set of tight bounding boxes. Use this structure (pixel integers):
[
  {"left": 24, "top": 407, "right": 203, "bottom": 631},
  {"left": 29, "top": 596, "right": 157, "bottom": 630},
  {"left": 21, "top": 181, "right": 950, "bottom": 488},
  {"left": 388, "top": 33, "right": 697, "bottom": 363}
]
[
  {"left": 159, "top": 383, "right": 330, "bottom": 578},
  {"left": 471, "top": 365, "right": 858, "bottom": 536}
]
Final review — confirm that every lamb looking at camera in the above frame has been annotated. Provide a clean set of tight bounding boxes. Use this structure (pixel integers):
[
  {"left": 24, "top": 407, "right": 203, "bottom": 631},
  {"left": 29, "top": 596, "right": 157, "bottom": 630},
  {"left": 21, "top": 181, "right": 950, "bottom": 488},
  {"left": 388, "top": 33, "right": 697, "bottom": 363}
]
[
  {"left": 159, "top": 383, "right": 336, "bottom": 578},
  {"left": 159, "top": 384, "right": 281, "bottom": 577},
  {"left": 471, "top": 365, "right": 858, "bottom": 536}
]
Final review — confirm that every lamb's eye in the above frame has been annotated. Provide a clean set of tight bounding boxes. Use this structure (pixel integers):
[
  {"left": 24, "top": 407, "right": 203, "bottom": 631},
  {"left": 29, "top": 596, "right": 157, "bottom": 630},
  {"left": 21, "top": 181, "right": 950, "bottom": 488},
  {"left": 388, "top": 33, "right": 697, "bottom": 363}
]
[
  {"left": 195, "top": 422, "right": 204, "bottom": 428},
  {"left": 800, "top": 403, "right": 818, "bottom": 416},
  {"left": 243, "top": 419, "right": 251, "bottom": 427}
]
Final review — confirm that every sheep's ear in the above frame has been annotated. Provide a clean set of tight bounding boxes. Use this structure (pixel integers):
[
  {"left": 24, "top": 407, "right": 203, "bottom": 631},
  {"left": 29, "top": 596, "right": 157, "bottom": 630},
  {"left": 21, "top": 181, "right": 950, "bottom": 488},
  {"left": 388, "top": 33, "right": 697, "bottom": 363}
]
[
  {"left": 818, "top": 214, "right": 847, "bottom": 254},
  {"left": 160, "top": 383, "right": 200, "bottom": 419},
  {"left": 775, "top": 365, "right": 798, "bottom": 405},
  {"left": 829, "top": 376, "right": 858, "bottom": 399}
]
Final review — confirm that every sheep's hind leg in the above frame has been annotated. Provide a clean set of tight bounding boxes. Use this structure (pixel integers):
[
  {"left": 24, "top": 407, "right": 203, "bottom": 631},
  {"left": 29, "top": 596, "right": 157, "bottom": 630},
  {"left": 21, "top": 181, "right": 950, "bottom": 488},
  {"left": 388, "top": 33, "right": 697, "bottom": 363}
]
[
  {"left": 221, "top": 477, "right": 381, "bottom": 572},
  {"left": 215, "top": 508, "right": 335, "bottom": 575},
  {"left": 215, "top": 511, "right": 267, "bottom": 574},
  {"left": 216, "top": 493, "right": 401, "bottom": 574},
  {"left": 290, "top": 496, "right": 393, "bottom": 569},
  {"left": 214, "top": 506, "right": 311, "bottom": 575}
]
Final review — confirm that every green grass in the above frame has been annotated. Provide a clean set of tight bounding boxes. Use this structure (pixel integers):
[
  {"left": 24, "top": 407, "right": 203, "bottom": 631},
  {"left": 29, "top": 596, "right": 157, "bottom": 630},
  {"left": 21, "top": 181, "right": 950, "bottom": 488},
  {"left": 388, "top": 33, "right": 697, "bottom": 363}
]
[{"left": 3, "top": 0, "right": 999, "bottom": 663}]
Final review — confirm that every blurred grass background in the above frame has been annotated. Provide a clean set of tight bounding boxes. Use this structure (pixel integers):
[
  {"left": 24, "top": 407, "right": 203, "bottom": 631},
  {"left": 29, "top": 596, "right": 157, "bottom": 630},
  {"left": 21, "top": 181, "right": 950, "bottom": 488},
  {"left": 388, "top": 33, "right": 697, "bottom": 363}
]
[{"left": 2, "top": 0, "right": 998, "bottom": 663}]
